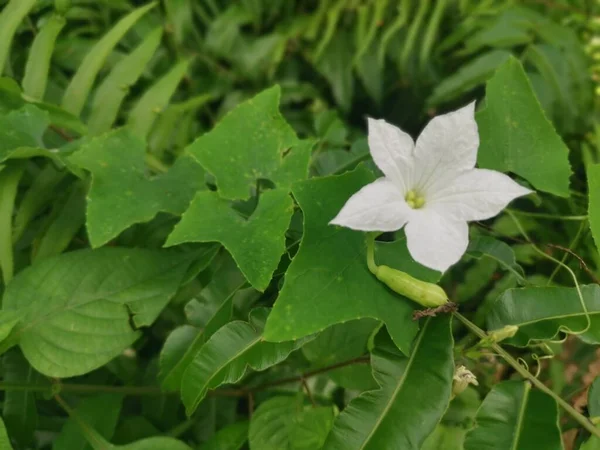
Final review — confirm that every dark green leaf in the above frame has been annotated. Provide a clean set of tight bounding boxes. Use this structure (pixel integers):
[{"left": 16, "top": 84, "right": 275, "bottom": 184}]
[
  {"left": 588, "top": 164, "right": 600, "bottom": 252},
  {"left": 464, "top": 381, "right": 562, "bottom": 450},
  {"left": 0, "top": 416, "right": 12, "bottom": 450},
  {"left": 324, "top": 316, "right": 454, "bottom": 450},
  {"left": 200, "top": 421, "right": 249, "bottom": 450}
]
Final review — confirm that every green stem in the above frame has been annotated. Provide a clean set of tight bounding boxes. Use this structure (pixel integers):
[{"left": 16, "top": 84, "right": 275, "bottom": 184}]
[
  {"left": 454, "top": 312, "right": 600, "bottom": 439},
  {"left": 0, "top": 163, "right": 25, "bottom": 285},
  {"left": 365, "top": 233, "right": 378, "bottom": 275},
  {"left": 506, "top": 209, "right": 588, "bottom": 221},
  {"left": 547, "top": 221, "right": 586, "bottom": 285},
  {"left": 55, "top": 395, "right": 113, "bottom": 450}
]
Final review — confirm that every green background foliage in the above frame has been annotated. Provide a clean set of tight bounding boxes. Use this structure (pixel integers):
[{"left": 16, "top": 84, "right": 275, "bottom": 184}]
[{"left": 0, "top": 0, "right": 599, "bottom": 449}]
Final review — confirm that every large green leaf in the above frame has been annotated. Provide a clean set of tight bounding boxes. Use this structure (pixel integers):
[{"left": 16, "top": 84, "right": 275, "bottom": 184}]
[
  {"left": 53, "top": 394, "right": 122, "bottom": 450},
  {"left": 248, "top": 397, "right": 334, "bottom": 450},
  {"left": 486, "top": 284, "right": 600, "bottom": 346},
  {"left": 69, "top": 129, "right": 206, "bottom": 248},
  {"left": 464, "top": 381, "right": 562, "bottom": 450},
  {"left": 323, "top": 316, "right": 454, "bottom": 450},
  {"left": 166, "top": 189, "right": 293, "bottom": 291},
  {"left": 264, "top": 166, "right": 440, "bottom": 354},
  {"left": 476, "top": 56, "right": 571, "bottom": 197},
  {"left": 181, "top": 308, "right": 308, "bottom": 415},
  {"left": 187, "top": 86, "right": 313, "bottom": 201},
  {"left": 1, "top": 248, "right": 194, "bottom": 377},
  {"left": 589, "top": 164, "right": 600, "bottom": 252}
]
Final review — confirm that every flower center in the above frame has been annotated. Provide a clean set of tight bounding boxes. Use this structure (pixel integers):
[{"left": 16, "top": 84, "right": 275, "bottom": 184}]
[{"left": 405, "top": 190, "right": 425, "bottom": 209}]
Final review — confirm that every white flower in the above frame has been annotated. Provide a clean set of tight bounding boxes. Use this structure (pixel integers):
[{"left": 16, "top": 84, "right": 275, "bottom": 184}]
[
  {"left": 330, "top": 102, "right": 532, "bottom": 272},
  {"left": 452, "top": 365, "right": 478, "bottom": 396}
]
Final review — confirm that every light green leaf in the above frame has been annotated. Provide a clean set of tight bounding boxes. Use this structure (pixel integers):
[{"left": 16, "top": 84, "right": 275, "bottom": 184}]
[
  {"left": 181, "top": 308, "right": 308, "bottom": 415},
  {"left": 0, "top": 105, "right": 49, "bottom": 154},
  {"left": 200, "top": 421, "right": 249, "bottom": 450},
  {"left": 464, "top": 381, "right": 563, "bottom": 450},
  {"left": 588, "top": 164, "right": 600, "bottom": 252},
  {"left": 249, "top": 397, "right": 334, "bottom": 450},
  {"left": 53, "top": 394, "right": 122, "bottom": 450},
  {"left": 476, "top": 56, "right": 571, "bottom": 197},
  {"left": 264, "top": 166, "right": 440, "bottom": 354},
  {"left": 0, "top": 0, "right": 37, "bottom": 74},
  {"left": 22, "top": 14, "right": 66, "bottom": 100},
  {"left": 467, "top": 235, "right": 525, "bottom": 282},
  {"left": 187, "top": 86, "right": 312, "bottom": 201},
  {"left": 1, "top": 248, "right": 194, "bottom": 377},
  {"left": 582, "top": 435, "right": 600, "bottom": 450},
  {"left": 428, "top": 50, "right": 511, "bottom": 106},
  {"left": 166, "top": 189, "right": 293, "bottom": 291},
  {"left": 589, "top": 377, "right": 600, "bottom": 421},
  {"left": 61, "top": 2, "right": 157, "bottom": 116},
  {"left": 127, "top": 59, "right": 190, "bottom": 139},
  {"left": 421, "top": 424, "right": 467, "bottom": 450},
  {"left": 486, "top": 284, "right": 600, "bottom": 346},
  {"left": 88, "top": 27, "right": 163, "bottom": 135},
  {"left": 69, "top": 129, "right": 206, "bottom": 248},
  {"left": 324, "top": 316, "right": 454, "bottom": 450},
  {"left": 117, "top": 438, "right": 192, "bottom": 450},
  {"left": 0, "top": 416, "right": 12, "bottom": 450}
]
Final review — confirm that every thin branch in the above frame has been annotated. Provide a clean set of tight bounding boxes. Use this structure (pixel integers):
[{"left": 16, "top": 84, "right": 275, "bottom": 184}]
[{"left": 302, "top": 378, "right": 316, "bottom": 407}]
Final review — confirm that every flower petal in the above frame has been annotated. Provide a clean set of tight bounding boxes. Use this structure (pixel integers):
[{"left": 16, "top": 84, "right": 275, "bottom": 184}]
[
  {"left": 427, "top": 168, "right": 533, "bottom": 221},
  {"left": 367, "top": 118, "right": 414, "bottom": 192},
  {"left": 412, "top": 102, "right": 479, "bottom": 193},
  {"left": 405, "top": 211, "right": 468, "bottom": 272},
  {"left": 329, "top": 178, "right": 412, "bottom": 232}
]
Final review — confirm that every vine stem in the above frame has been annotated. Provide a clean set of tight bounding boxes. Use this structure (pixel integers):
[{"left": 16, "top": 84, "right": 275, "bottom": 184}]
[
  {"left": 506, "top": 209, "right": 588, "bottom": 221},
  {"left": 454, "top": 312, "right": 600, "bottom": 439}
]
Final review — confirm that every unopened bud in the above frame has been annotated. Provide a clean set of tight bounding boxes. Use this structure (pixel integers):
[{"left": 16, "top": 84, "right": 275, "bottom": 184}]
[
  {"left": 452, "top": 365, "right": 478, "bottom": 397},
  {"left": 488, "top": 325, "right": 519, "bottom": 343}
]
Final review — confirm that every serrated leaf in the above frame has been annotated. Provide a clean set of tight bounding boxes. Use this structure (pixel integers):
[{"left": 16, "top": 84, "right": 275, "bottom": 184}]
[
  {"left": 486, "top": 284, "right": 600, "bottom": 346},
  {"left": 1, "top": 248, "right": 194, "bottom": 377},
  {"left": 249, "top": 397, "right": 334, "bottom": 450},
  {"left": 264, "top": 166, "right": 440, "bottom": 354},
  {"left": 69, "top": 129, "right": 206, "bottom": 247},
  {"left": 88, "top": 27, "right": 163, "bottom": 135},
  {"left": 464, "top": 381, "right": 563, "bottom": 450},
  {"left": 166, "top": 189, "right": 293, "bottom": 291},
  {"left": 324, "top": 316, "right": 454, "bottom": 450},
  {"left": 188, "top": 86, "right": 312, "bottom": 201},
  {"left": 588, "top": 164, "right": 600, "bottom": 252},
  {"left": 200, "top": 421, "right": 249, "bottom": 450},
  {"left": 476, "top": 56, "right": 571, "bottom": 197},
  {"left": 0, "top": 416, "right": 12, "bottom": 450},
  {"left": 61, "top": 2, "right": 157, "bottom": 116},
  {"left": 181, "top": 308, "right": 308, "bottom": 415},
  {"left": 53, "top": 394, "right": 123, "bottom": 450}
]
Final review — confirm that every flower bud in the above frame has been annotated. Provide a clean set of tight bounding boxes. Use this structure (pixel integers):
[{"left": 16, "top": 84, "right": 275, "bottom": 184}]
[
  {"left": 452, "top": 365, "right": 478, "bottom": 397},
  {"left": 374, "top": 265, "right": 448, "bottom": 308},
  {"left": 488, "top": 325, "right": 519, "bottom": 343}
]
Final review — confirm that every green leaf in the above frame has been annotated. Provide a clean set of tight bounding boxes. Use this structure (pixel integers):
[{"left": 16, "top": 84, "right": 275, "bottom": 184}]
[
  {"left": 0, "top": 0, "right": 37, "bottom": 74},
  {"left": 187, "top": 86, "right": 312, "bottom": 201},
  {"left": 476, "top": 56, "right": 571, "bottom": 197},
  {"left": 181, "top": 308, "right": 308, "bottom": 415},
  {"left": 248, "top": 397, "right": 334, "bottom": 450},
  {"left": 486, "top": 284, "right": 600, "bottom": 346},
  {"left": 588, "top": 164, "right": 600, "bottom": 252},
  {"left": 264, "top": 166, "right": 440, "bottom": 354},
  {"left": 127, "top": 59, "right": 190, "bottom": 139},
  {"left": 69, "top": 129, "right": 206, "bottom": 248},
  {"left": 1, "top": 248, "right": 194, "bottom": 377},
  {"left": 428, "top": 50, "right": 511, "bottom": 106},
  {"left": 0, "top": 105, "right": 49, "bottom": 154},
  {"left": 117, "top": 438, "right": 192, "bottom": 450},
  {"left": 589, "top": 377, "right": 600, "bottom": 421},
  {"left": 53, "top": 394, "right": 123, "bottom": 450},
  {"left": 323, "top": 316, "right": 454, "bottom": 450},
  {"left": 61, "top": 2, "right": 157, "bottom": 116},
  {"left": 421, "top": 424, "right": 468, "bottom": 450},
  {"left": 88, "top": 27, "right": 163, "bottom": 135},
  {"left": 0, "top": 416, "right": 12, "bottom": 450},
  {"left": 464, "top": 381, "right": 562, "bottom": 450},
  {"left": 200, "top": 421, "right": 249, "bottom": 450},
  {"left": 2, "top": 351, "right": 40, "bottom": 448},
  {"left": 166, "top": 189, "right": 293, "bottom": 291},
  {"left": 22, "top": 14, "right": 66, "bottom": 100},
  {"left": 467, "top": 235, "right": 525, "bottom": 282},
  {"left": 315, "top": 31, "right": 354, "bottom": 112},
  {"left": 581, "top": 435, "right": 600, "bottom": 450}
]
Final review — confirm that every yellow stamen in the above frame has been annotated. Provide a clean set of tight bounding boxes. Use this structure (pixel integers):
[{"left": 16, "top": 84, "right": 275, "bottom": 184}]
[{"left": 406, "top": 190, "right": 425, "bottom": 209}]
